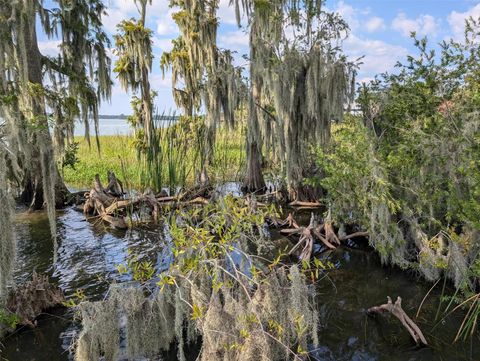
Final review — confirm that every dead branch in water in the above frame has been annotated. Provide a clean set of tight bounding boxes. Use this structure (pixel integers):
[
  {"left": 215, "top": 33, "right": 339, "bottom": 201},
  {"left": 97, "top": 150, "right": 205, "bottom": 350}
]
[
  {"left": 80, "top": 173, "right": 369, "bottom": 252},
  {"left": 367, "top": 296, "right": 428, "bottom": 346},
  {"left": 81, "top": 173, "right": 216, "bottom": 228}
]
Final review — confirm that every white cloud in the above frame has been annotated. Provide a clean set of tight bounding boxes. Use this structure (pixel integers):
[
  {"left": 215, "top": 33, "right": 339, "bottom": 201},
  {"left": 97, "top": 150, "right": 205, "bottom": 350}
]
[
  {"left": 151, "top": 73, "right": 173, "bottom": 89},
  {"left": 156, "top": 7, "right": 179, "bottom": 36},
  {"left": 365, "top": 16, "right": 386, "bottom": 32},
  {"left": 218, "top": 30, "right": 249, "bottom": 65},
  {"left": 38, "top": 40, "right": 61, "bottom": 57},
  {"left": 218, "top": 0, "right": 239, "bottom": 25},
  {"left": 335, "top": 1, "right": 359, "bottom": 30},
  {"left": 343, "top": 34, "right": 408, "bottom": 75},
  {"left": 152, "top": 37, "right": 174, "bottom": 52},
  {"left": 103, "top": 0, "right": 171, "bottom": 33},
  {"left": 392, "top": 12, "right": 440, "bottom": 37},
  {"left": 219, "top": 30, "right": 249, "bottom": 49},
  {"left": 448, "top": 4, "right": 480, "bottom": 40}
]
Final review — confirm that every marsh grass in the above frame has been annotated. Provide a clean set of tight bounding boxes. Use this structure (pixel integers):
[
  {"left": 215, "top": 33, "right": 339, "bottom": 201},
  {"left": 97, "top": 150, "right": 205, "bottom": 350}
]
[{"left": 63, "top": 122, "right": 245, "bottom": 191}]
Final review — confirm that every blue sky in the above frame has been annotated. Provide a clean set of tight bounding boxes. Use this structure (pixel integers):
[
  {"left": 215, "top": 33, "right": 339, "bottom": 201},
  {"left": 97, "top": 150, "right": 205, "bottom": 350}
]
[{"left": 38, "top": 0, "right": 480, "bottom": 115}]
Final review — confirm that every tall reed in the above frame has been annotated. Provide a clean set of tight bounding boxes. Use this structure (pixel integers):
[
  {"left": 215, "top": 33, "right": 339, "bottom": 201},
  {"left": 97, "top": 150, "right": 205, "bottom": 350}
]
[{"left": 137, "top": 112, "right": 192, "bottom": 194}]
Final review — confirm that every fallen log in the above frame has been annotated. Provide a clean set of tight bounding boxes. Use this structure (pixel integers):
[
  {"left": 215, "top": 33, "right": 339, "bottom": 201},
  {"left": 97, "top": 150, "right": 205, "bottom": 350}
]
[
  {"left": 156, "top": 196, "right": 179, "bottom": 203},
  {"left": 367, "top": 296, "right": 428, "bottom": 346},
  {"left": 104, "top": 197, "right": 143, "bottom": 215},
  {"left": 187, "top": 196, "right": 210, "bottom": 205},
  {"left": 280, "top": 228, "right": 303, "bottom": 235}
]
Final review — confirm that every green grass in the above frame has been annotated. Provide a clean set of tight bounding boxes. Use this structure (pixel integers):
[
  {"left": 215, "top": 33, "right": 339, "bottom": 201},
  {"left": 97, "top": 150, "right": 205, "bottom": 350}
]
[{"left": 62, "top": 126, "right": 245, "bottom": 191}]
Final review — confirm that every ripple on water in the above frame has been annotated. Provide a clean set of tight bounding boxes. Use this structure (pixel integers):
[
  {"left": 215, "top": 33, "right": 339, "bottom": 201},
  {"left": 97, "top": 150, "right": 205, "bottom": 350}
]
[{"left": 14, "top": 208, "right": 169, "bottom": 300}]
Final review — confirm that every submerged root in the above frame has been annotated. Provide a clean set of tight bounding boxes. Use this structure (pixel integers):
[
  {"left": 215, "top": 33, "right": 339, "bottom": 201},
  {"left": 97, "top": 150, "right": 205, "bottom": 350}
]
[{"left": 281, "top": 213, "right": 368, "bottom": 261}]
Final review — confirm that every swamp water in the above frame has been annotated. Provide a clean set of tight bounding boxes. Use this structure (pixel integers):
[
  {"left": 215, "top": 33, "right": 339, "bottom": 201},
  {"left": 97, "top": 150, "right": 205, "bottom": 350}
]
[{"left": 1, "top": 205, "right": 479, "bottom": 361}]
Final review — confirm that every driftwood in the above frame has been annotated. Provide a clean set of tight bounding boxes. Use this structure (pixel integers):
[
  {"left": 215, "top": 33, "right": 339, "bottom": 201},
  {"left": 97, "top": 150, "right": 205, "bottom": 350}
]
[
  {"left": 6, "top": 272, "right": 65, "bottom": 328},
  {"left": 339, "top": 231, "right": 369, "bottom": 241},
  {"left": 178, "top": 184, "right": 212, "bottom": 202},
  {"left": 82, "top": 173, "right": 216, "bottom": 228},
  {"left": 80, "top": 174, "right": 368, "bottom": 249},
  {"left": 367, "top": 296, "right": 428, "bottom": 346}
]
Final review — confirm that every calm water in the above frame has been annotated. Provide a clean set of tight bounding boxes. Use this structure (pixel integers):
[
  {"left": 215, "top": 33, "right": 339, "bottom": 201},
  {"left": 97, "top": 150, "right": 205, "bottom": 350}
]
[
  {"left": 74, "top": 118, "right": 132, "bottom": 136},
  {"left": 74, "top": 117, "right": 178, "bottom": 137},
  {"left": 2, "top": 204, "right": 479, "bottom": 361}
]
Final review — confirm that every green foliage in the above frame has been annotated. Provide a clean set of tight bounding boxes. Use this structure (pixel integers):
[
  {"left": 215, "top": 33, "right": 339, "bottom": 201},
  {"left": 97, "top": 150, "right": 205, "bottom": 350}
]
[
  {"left": 62, "top": 125, "right": 244, "bottom": 190},
  {"left": 63, "top": 289, "right": 86, "bottom": 308},
  {"left": 315, "top": 21, "right": 480, "bottom": 284},
  {"left": 0, "top": 308, "right": 19, "bottom": 330},
  {"left": 60, "top": 141, "right": 79, "bottom": 171},
  {"left": 165, "top": 194, "right": 278, "bottom": 277}
]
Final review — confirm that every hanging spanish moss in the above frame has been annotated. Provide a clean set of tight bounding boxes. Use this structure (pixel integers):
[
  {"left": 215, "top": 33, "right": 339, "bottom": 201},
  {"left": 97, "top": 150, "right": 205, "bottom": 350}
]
[
  {"left": 0, "top": 147, "right": 15, "bottom": 301},
  {"left": 113, "top": 0, "right": 154, "bottom": 143},
  {"left": 43, "top": 0, "right": 112, "bottom": 152},
  {"left": 74, "top": 265, "right": 318, "bottom": 361},
  {"left": 234, "top": 0, "right": 355, "bottom": 198},
  {"left": 73, "top": 197, "right": 319, "bottom": 360},
  {"left": 161, "top": 0, "right": 245, "bottom": 184}
]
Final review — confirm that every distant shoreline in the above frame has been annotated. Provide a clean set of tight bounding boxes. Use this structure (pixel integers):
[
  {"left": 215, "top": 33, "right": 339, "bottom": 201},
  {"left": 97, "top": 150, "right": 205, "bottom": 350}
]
[{"left": 98, "top": 114, "right": 180, "bottom": 120}]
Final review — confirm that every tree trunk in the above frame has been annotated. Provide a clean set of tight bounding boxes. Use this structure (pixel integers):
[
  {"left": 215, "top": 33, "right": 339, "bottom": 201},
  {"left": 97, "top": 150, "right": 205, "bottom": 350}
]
[
  {"left": 243, "top": 20, "right": 265, "bottom": 193},
  {"left": 15, "top": 0, "right": 69, "bottom": 210},
  {"left": 244, "top": 139, "right": 265, "bottom": 192}
]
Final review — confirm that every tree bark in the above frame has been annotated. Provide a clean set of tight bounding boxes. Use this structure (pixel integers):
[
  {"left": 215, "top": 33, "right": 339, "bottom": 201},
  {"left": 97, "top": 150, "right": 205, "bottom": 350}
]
[
  {"left": 244, "top": 139, "right": 265, "bottom": 192},
  {"left": 15, "top": 0, "right": 69, "bottom": 210},
  {"left": 243, "top": 19, "right": 265, "bottom": 193}
]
